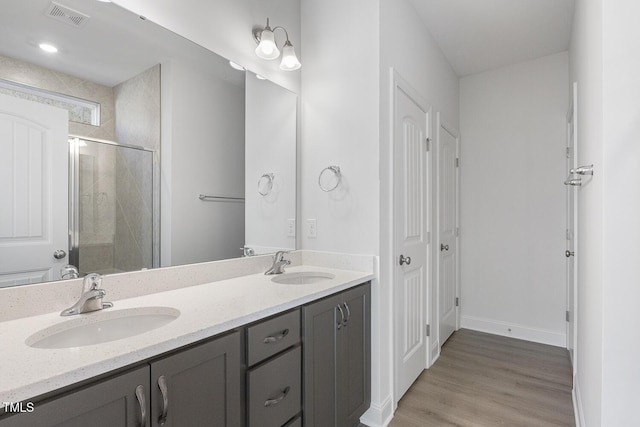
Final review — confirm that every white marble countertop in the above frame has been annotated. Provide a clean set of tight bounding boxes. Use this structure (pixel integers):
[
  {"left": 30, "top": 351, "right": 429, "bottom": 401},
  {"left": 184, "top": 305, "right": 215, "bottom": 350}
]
[{"left": 0, "top": 265, "right": 373, "bottom": 405}]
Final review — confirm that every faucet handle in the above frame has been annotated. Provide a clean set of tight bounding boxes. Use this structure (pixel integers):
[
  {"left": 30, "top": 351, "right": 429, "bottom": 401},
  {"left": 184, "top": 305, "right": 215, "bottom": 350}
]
[
  {"left": 273, "top": 250, "right": 290, "bottom": 261},
  {"left": 82, "top": 273, "right": 103, "bottom": 293}
]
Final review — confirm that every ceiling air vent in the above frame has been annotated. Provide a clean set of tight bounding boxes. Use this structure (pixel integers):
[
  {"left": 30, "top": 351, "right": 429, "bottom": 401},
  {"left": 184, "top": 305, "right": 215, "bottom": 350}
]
[{"left": 44, "top": 1, "right": 90, "bottom": 28}]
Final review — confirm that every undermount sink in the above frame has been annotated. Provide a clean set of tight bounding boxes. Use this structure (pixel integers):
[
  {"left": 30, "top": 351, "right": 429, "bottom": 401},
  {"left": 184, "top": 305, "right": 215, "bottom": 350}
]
[
  {"left": 271, "top": 271, "right": 335, "bottom": 285},
  {"left": 26, "top": 307, "right": 180, "bottom": 349}
]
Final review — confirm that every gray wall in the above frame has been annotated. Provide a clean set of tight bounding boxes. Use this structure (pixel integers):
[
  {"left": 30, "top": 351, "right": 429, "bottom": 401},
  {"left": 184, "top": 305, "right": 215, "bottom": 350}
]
[{"left": 161, "top": 58, "right": 245, "bottom": 266}]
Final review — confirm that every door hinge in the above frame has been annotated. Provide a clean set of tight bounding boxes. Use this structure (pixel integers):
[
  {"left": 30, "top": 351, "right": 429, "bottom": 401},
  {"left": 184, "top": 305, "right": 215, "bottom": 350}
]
[
  {"left": 455, "top": 297, "right": 460, "bottom": 307},
  {"left": 426, "top": 324, "right": 430, "bottom": 337},
  {"left": 455, "top": 227, "right": 460, "bottom": 238},
  {"left": 566, "top": 310, "right": 570, "bottom": 322},
  {"left": 566, "top": 147, "right": 572, "bottom": 158},
  {"left": 425, "top": 137, "right": 431, "bottom": 152},
  {"left": 455, "top": 158, "right": 460, "bottom": 167}
]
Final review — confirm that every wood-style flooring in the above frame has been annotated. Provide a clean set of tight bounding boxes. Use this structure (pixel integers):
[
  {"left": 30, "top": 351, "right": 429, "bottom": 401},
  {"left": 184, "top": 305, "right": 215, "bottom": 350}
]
[{"left": 388, "top": 329, "right": 575, "bottom": 427}]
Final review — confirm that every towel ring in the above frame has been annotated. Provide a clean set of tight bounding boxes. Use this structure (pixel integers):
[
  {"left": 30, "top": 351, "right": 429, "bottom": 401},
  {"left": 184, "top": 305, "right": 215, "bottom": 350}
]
[
  {"left": 258, "top": 173, "right": 274, "bottom": 196},
  {"left": 319, "top": 166, "right": 341, "bottom": 192}
]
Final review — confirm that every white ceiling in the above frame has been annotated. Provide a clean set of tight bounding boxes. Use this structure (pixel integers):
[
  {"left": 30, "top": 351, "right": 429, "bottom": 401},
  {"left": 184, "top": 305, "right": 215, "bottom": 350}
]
[
  {"left": 0, "top": 0, "right": 240, "bottom": 87},
  {"left": 407, "top": 0, "right": 575, "bottom": 76}
]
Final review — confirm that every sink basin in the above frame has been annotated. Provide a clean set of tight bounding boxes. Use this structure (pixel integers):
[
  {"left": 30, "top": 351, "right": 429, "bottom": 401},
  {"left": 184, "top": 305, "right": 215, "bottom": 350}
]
[
  {"left": 26, "top": 307, "right": 180, "bottom": 349},
  {"left": 271, "top": 272, "right": 335, "bottom": 285}
]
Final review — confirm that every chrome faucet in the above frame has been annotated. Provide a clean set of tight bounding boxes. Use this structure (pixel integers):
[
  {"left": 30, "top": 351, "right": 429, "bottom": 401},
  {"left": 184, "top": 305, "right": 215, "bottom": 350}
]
[
  {"left": 60, "top": 273, "right": 113, "bottom": 316},
  {"left": 60, "top": 264, "right": 79, "bottom": 280},
  {"left": 265, "top": 251, "right": 291, "bottom": 275}
]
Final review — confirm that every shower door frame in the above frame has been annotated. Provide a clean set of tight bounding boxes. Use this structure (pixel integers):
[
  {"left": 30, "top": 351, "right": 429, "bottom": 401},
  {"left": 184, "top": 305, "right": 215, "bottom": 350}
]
[{"left": 68, "top": 135, "right": 160, "bottom": 273}]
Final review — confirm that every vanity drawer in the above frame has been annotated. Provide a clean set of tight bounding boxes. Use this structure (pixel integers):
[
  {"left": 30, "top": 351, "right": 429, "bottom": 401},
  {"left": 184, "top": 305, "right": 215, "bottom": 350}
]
[
  {"left": 247, "top": 309, "right": 300, "bottom": 366},
  {"left": 247, "top": 346, "right": 301, "bottom": 427}
]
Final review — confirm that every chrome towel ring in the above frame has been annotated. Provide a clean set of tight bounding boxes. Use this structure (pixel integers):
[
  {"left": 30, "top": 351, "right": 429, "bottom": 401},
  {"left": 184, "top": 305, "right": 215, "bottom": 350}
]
[
  {"left": 319, "top": 165, "right": 341, "bottom": 192},
  {"left": 258, "top": 173, "right": 274, "bottom": 196}
]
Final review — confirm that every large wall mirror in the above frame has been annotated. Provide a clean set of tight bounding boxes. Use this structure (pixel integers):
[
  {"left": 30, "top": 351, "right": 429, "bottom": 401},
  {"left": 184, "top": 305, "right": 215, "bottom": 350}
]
[{"left": 0, "top": 0, "right": 297, "bottom": 287}]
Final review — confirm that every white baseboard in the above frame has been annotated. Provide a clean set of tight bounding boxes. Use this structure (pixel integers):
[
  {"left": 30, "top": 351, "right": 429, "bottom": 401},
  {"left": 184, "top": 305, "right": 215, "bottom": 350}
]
[
  {"left": 573, "top": 374, "right": 585, "bottom": 427},
  {"left": 361, "top": 394, "right": 394, "bottom": 427},
  {"left": 461, "top": 315, "right": 566, "bottom": 347}
]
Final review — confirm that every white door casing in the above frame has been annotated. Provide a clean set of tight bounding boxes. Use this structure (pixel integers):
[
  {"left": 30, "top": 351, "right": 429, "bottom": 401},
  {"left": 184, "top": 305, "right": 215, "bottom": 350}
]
[
  {"left": 392, "top": 73, "right": 431, "bottom": 402},
  {"left": 437, "top": 114, "right": 459, "bottom": 347},
  {"left": 566, "top": 82, "right": 578, "bottom": 371},
  {"left": 0, "top": 94, "right": 69, "bottom": 287}
]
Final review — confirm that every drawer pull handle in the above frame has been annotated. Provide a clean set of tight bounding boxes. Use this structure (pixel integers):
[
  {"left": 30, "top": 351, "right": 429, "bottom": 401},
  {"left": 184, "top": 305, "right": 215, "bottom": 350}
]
[
  {"left": 135, "top": 385, "right": 147, "bottom": 427},
  {"left": 263, "top": 329, "right": 289, "bottom": 343},
  {"left": 342, "top": 302, "right": 351, "bottom": 327},
  {"left": 264, "top": 386, "right": 290, "bottom": 407},
  {"left": 158, "top": 375, "right": 169, "bottom": 425},
  {"left": 337, "top": 304, "right": 345, "bottom": 329}
]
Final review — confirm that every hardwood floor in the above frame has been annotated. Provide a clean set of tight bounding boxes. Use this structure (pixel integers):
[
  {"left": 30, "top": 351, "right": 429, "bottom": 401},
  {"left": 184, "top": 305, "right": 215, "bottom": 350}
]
[{"left": 389, "top": 329, "right": 575, "bottom": 427}]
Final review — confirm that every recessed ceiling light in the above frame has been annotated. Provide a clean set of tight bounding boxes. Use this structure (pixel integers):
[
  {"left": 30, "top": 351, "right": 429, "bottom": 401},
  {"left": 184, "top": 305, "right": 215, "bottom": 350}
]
[
  {"left": 256, "top": 74, "right": 267, "bottom": 80},
  {"left": 96, "top": 0, "right": 112, "bottom": 2},
  {"left": 229, "top": 61, "right": 245, "bottom": 71},
  {"left": 39, "top": 43, "right": 58, "bottom": 53}
]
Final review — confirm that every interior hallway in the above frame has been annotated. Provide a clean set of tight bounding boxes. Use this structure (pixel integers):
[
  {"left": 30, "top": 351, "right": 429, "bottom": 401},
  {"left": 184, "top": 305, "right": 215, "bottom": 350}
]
[{"left": 389, "top": 329, "right": 574, "bottom": 426}]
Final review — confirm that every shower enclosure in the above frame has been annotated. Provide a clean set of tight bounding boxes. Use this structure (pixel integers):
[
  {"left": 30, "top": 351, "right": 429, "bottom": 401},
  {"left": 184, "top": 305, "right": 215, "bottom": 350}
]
[{"left": 68, "top": 137, "right": 156, "bottom": 276}]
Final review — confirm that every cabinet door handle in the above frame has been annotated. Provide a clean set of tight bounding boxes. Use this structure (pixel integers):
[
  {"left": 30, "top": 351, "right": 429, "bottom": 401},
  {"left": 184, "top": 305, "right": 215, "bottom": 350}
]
[
  {"left": 264, "top": 386, "right": 290, "bottom": 407},
  {"left": 342, "top": 302, "right": 351, "bottom": 327},
  {"left": 135, "top": 385, "right": 147, "bottom": 427},
  {"left": 263, "top": 329, "right": 289, "bottom": 343},
  {"left": 157, "top": 375, "right": 169, "bottom": 425},
  {"left": 337, "top": 304, "right": 345, "bottom": 329}
]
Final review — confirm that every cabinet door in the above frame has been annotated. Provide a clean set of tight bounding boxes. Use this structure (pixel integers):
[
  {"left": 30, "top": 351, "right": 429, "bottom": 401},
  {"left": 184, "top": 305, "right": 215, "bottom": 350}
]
[
  {"left": 0, "top": 366, "right": 150, "bottom": 427},
  {"left": 338, "top": 284, "right": 371, "bottom": 427},
  {"left": 302, "top": 293, "right": 342, "bottom": 427},
  {"left": 150, "top": 331, "right": 242, "bottom": 427}
]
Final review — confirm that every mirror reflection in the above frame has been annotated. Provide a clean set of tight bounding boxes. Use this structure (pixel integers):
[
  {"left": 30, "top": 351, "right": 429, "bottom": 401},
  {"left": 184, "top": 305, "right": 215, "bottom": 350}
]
[{"left": 0, "top": 0, "right": 297, "bottom": 287}]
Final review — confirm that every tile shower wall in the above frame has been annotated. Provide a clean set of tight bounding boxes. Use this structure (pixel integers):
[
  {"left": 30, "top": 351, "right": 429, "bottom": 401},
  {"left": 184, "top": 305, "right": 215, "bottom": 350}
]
[
  {"left": 0, "top": 54, "right": 115, "bottom": 140},
  {"left": 77, "top": 143, "right": 118, "bottom": 275},
  {"left": 113, "top": 65, "right": 161, "bottom": 272}
]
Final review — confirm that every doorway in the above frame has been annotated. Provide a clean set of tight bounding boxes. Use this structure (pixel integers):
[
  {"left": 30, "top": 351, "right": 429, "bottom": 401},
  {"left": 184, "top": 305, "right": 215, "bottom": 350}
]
[
  {"left": 565, "top": 82, "right": 578, "bottom": 370},
  {"left": 0, "top": 94, "right": 68, "bottom": 286},
  {"left": 436, "top": 114, "right": 460, "bottom": 347},
  {"left": 392, "top": 71, "right": 432, "bottom": 402}
]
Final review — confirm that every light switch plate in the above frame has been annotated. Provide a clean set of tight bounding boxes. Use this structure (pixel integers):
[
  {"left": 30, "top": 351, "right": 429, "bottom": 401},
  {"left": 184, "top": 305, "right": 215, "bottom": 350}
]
[
  {"left": 306, "top": 219, "right": 317, "bottom": 238},
  {"left": 286, "top": 219, "right": 296, "bottom": 237}
]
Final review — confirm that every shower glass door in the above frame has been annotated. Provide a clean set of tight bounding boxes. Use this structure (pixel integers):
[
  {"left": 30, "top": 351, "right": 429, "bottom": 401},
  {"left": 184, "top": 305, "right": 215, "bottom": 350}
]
[{"left": 69, "top": 137, "right": 154, "bottom": 276}]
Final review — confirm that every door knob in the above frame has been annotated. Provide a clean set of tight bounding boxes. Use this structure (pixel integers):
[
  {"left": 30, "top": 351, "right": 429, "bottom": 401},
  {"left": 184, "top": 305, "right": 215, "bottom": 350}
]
[
  {"left": 399, "top": 255, "right": 411, "bottom": 266},
  {"left": 53, "top": 249, "right": 67, "bottom": 260},
  {"left": 440, "top": 244, "right": 449, "bottom": 251},
  {"left": 565, "top": 250, "right": 575, "bottom": 258}
]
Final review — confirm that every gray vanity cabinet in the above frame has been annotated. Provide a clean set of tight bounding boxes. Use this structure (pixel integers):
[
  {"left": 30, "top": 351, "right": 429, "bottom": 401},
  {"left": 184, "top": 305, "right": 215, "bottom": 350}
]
[
  {"left": 0, "top": 365, "right": 151, "bottom": 427},
  {"left": 0, "top": 331, "right": 241, "bottom": 427},
  {"left": 302, "top": 283, "right": 371, "bottom": 427},
  {"left": 150, "top": 331, "right": 242, "bottom": 427}
]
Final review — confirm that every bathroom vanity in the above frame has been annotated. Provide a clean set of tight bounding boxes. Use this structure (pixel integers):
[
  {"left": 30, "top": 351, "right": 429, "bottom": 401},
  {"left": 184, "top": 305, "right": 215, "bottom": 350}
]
[{"left": 0, "top": 259, "right": 372, "bottom": 427}]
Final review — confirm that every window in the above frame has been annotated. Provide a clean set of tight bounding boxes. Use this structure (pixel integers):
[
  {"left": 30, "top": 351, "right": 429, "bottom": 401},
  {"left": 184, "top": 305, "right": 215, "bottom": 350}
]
[{"left": 0, "top": 78, "right": 100, "bottom": 126}]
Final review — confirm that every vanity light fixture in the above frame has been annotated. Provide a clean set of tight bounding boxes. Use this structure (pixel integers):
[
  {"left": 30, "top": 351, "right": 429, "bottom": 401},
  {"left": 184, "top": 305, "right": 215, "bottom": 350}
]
[
  {"left": 252, "top": 18, "right": 301, "bottom": 71},
  {"left": 229, "top": 61, "right": 246, "bottom": 71},
  {"left": 39, "top": 43, "right": 58, "bottom": 53}
]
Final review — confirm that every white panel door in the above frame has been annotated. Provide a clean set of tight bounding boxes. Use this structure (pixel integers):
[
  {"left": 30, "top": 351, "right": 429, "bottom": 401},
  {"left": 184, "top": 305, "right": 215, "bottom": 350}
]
[
  {"left": 0, "top": 94, "right": 69, "bottom": 287},
  {"left": 437, "top": 115, "right": 459, "bottom": 346},
  {"left": 393, "top": 83, "right": 430, "bottom": 401},
  {"left": 566, "top": 83, "right": 578, "bottom": 368}
]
